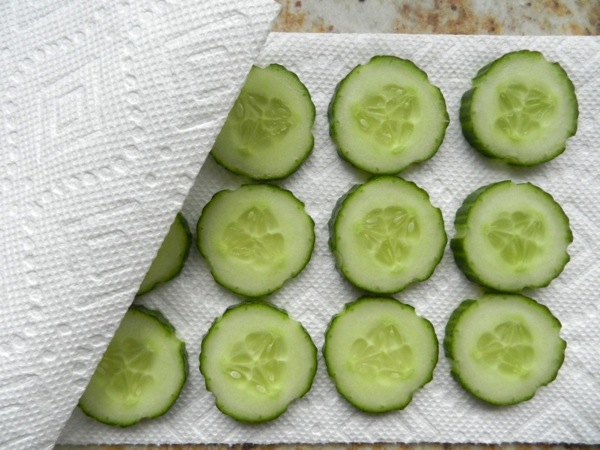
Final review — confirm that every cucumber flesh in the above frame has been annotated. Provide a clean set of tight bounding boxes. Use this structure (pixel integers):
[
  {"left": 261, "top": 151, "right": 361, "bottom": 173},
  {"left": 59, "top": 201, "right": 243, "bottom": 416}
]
[
  {"left": 138, "top": 213, "right": 191, "bottom": 295},
  {"left": 197, "top": 184, "right": 315, "bottom": 298},
  {"left": 200, "top": 302, "right": 317, "bottom": 423},
  {"left": 324, "top": 297, "right": 438, "bottom": 413},
  {"left": 79, "top": 306, "right": 188, "bottom": 427},
  {"left": 211, "top": 64, "right": 315, "bottom": 180},
  {"left": 329, "top": 55, "right": 449, "bottom": 174},
  {"left": 460, "top": 50, "right": 578, "bottom": 165},
  {"left": 330, "top": 176, "right": 447, "bottom": 294},
  {"left": 444, "top": 293, "right": 566, "bottom": 406},
  {"left": 451, "top": 180, "right": 572, "bottom": 292}
]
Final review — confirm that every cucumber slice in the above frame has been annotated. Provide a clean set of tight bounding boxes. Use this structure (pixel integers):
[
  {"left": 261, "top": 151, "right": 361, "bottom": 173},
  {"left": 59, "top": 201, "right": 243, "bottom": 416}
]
[
  {"left": 444, "top": 293, "right": 566, "bottom": 406},
  {"left": 329, "top": 176, "right": 447, "bottom": 294},
  {"left": 323, "top": 297, "right": 438, "bottom": 413},
  {"left": 200, "top": 302, "right": 317, "bottom": 423},
  {"left": 451, "top": 180, "right": 572, "bottom": 292},
  {"left": 79, "top": 306, "right": 188, "bottom": 427},
  {"left": 211, "top": 64, "right": 315, "bottom": 180},
  {"left": 197, "top": 184, "right": 315, "bottom": 297},
  {"left": 138, "top": 213, "right": 192, "bottom": 295},
  {"left": 329, "top": 55, "right": 449, "bottom": 174},
  {"left": 460, "top": 50, "right": 578, "bottom": 165}
]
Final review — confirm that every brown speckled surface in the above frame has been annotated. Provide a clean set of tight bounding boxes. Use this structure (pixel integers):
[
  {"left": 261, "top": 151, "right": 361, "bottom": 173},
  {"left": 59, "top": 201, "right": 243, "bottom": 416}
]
[
  {"left": 55, "top": 1, "right": 598, "bottom": 449},
  {"left": 272, "top": 0, "right": 599, "bottom": 35},
  {"left": 55, "top": 443, "right": 599, "bottom": 449}
]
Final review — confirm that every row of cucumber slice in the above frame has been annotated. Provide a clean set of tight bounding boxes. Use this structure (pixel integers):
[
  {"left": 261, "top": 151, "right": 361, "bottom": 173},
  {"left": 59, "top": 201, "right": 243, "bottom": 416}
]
[
  {"left": 211, "top": 50, "right": 577, "bottom": 181},
  {"left": 78, "top": 292, "right": 565, "bottom": 426},
  {"left": 78, "top": 49, "right": 576, "bottom": 428},
  {"left": 131, "top": 176, "right": 572, "bottom": 299},
  {"left": 197, "top": 176, "right": 571, "bottom": 298}
]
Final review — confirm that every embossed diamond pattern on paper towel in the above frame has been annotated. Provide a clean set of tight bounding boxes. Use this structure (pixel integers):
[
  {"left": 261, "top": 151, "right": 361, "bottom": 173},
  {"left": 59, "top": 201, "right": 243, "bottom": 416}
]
[{"left": 0, "top": 0, "right": 280, "bottom": 449}]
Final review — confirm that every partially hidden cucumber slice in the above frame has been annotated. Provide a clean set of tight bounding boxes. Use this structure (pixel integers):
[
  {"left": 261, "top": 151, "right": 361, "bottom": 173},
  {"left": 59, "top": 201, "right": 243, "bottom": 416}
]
[
  {"left": 444, "top": 293, "right": 566, "bottom": 406},
  {"left": 329, "top": 55, "right": 449, "bottom": 174},
  {"left": 200, "top": 302, "right": 317, "bottom": 423},
  {"left": 451, "top": 180, "right": 572, "bottom": 292},
  {"left": 79, "top": 306, "right": 188, "bottom": 427},
  {"left": 460, "top": 50, "right": 578, "bottom": 165},
  {"left": 138, "top": 213, "right": 192, "bottom": 295},
  {"left": 211, "top": 64, "right": 315, "bottom": 180},
  {"left": 324, "top": 297, "right": 438, "bottom": 413},
  {"left": 329, "top": 176, "right": 447, "bottom": 294},
  {"left": 197, "top": 184, "right": 315, "bottom": 298}
]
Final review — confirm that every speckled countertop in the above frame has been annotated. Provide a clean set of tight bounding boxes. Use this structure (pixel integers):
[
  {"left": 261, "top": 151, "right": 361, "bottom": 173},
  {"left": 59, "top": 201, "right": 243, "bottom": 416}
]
[
  {"left": 273, "top": 0, "right": 599, "bottom": 34},
  {"left": 55, "top": 1, "right": 598, "bottom": 449}
]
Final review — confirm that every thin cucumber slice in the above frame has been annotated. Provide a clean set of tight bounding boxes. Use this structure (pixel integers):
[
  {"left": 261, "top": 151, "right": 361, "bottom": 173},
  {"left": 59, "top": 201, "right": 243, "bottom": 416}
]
[
  {"left": 451, "top": 180, "right": 572, "bottom": 292},
  {"left": 138, "top": 213, "right": 192, "bottom": 295},
  {"left": 444, "top": 293, "right": 566, "bottom": 406},
  {"left": 460, "top": 50, "right": 578, "bottom": 165},
  {"left": 323, "top": 297, "right": 438, "bottom": 413},
  {"left": 200, "top": 302, "right": 317, "bottom": 423},
  {"left": 79, "top": 306, "right": 188, "bottom": 427},
  {"left": 211, "top": 64, "right": 315, "bottom": 180},
  {"left": 197, "top": 184, "right": 315, "bottom": 298},
  {"left": 329, "top": 55, "right": 449, "bottom": 174},
  {"left": 329, "top": 176, "right": 447, "bottom": 294}
]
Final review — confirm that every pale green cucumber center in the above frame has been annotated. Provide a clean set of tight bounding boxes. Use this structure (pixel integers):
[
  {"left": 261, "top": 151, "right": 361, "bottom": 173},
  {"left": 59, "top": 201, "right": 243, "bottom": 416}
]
[
  {"left": 352, "top": 84, "right": 419, "bottom": 153},
  {"left": 232, "top": 92, "right": 292, "bottom": 152},
  {"left": 225, "top": 331, "right": 286, "bottom": 397},
  {"left": 495, "top": 83, "right": 556, "bottom": 141},
  {"left": 222, "top": 206, "right": 284, "bottom": 266},
  {"left": 356, "top": 206, "right": 420, "bottom": 270},
  {"left": 96, "top": 337, "right": 156, "bottom": 406},
  {"left": 472, "top": 320, "right": 534, "bottom": 378},
  {"left": 350, "top": 322, "right": 414, "bottom": 383},
  {"left": 485, "top": 210, "right": 545, "bottom": 269}
]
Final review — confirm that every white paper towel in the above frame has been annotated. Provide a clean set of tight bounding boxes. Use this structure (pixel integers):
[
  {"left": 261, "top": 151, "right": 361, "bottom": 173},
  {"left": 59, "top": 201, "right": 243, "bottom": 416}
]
[
  {"left": 0, "top": 1, "right": 280, "bottom": 449},
  {"left": 57, "top": 33, "right": 600, "bottom": 445}
]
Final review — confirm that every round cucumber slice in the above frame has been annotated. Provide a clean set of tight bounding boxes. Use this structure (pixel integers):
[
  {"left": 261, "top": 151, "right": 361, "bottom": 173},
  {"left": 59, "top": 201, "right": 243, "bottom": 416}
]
[
  {"left": 323, "top": 297, "right": 438, "bottom": 413},
  {"left": 138, "top": 213, "right": 192, "bottom": 295},
  {"left": 211, "top": 64, "right": 315, "bottom": 180},
  {"left": 460, "top": 50, "right": 578, "bottom": 165},
  {"left": 200, "top": 302, "right": 317, "bottom": 423},
  {"left": 329, "top": 55, "right": 449, "bottom": 174},
  {"left": 79, "top": 306, "right": 188, "bottom": 427},
  {"left": 197, "top": 184, "right": 315, "bottom": 298},
  {"left": 329, "top": 176, "right": 447, "bottom": 294},
  {"left": 444, "top": 293, "right": 566, "bottom": 406},
  {"left": 451, "top": 180, "right": 572, "bottom": 292}
]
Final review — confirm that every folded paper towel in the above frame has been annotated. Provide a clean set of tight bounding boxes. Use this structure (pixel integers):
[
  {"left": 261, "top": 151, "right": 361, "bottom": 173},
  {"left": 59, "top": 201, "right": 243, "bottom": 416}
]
[
  {"left": 56, "top": 32, "right": 600, "bottom": 446},
  {"left": 0, "top": 1, "right": 280, "bottom": 449}
]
